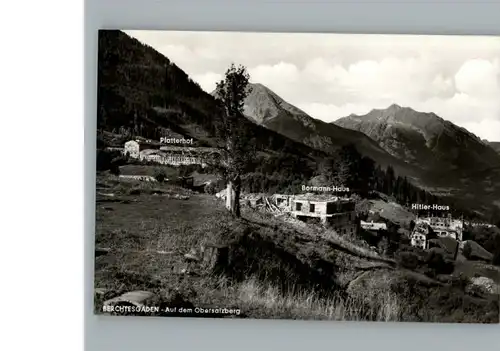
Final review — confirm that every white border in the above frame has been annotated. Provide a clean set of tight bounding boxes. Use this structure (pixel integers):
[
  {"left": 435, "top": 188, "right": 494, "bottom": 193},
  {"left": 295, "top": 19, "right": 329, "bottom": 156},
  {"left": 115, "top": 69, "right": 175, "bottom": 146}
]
[{"left": 1, "top": 1, "right": 83, "bottom": 350}]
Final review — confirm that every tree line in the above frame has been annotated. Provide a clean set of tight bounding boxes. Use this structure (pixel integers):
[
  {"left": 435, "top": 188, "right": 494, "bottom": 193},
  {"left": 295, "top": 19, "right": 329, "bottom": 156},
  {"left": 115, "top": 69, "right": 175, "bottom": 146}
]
[
  {"left": 96, "top": 31, "right": 496, "bottom": 223},
  {"left": 315, "top": 144, "right": 481, "bottom": 221},
  {"left": 97, "top": 30, "right": 320, "bottom": 157}
]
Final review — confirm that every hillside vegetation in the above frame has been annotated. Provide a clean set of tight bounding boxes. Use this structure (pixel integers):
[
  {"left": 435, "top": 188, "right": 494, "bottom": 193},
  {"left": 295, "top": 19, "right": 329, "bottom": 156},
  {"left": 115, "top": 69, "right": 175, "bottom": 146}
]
[
  {"left": 94, "top": 173, "right": 499, "bottom": 322},
  {"left": 96, "top": 30, "right": 497, "bottom": 224},
  {"left": 97, "top": 30, "right": 335, "bottom": 193},
  {"left": 94, "top": 30, "right": 500, "bottom": 323},
  {"left": 334, "top": 105, "right": 500, "bottom": 223},
  {"left": 97, "top": 30, "right": 323, "bottom": 159}
]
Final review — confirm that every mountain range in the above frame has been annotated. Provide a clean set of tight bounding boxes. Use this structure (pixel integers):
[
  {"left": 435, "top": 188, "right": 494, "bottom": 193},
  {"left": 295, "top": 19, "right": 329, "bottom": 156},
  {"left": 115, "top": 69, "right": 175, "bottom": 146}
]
[
  {"left": 214, "top": 79, "right": 500, "bottom": 220},
  {"left": 214, "top": 83, "right": 419, "bottom": 178},
  {"left": 235, "top": 83, "right": 500, "bottom": 191},
  {"left": 96, "top": 30, "right": 325, "bottom": 166},
  {"left": 334, "top": 104, "right": 500, "bottom": 176},
  {"left": 332, "top": 106, "right": 500, "bottom": 217}
]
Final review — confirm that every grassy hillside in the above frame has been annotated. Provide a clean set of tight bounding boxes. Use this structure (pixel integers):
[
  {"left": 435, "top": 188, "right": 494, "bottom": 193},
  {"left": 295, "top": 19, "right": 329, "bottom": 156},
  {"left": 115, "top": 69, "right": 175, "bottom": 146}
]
[{"left": 94, "top": 174, "right": 499, "bottom": 322}]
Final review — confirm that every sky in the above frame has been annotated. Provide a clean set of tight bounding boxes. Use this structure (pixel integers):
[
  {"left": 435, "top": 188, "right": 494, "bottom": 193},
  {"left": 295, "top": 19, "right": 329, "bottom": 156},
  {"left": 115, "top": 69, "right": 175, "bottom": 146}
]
[{"left": 125, "top": 30, "right": 500, "bottom": 142}]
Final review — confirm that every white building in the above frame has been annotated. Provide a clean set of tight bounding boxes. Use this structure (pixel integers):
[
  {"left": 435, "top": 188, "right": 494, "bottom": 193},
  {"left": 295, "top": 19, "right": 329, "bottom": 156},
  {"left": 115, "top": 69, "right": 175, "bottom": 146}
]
[
  {"left": 123, "top": 140, "right": 161, "bottom": 159},
  {"left": 118, "top": 175, "right": 157, "bottom": 182},
  {"left": 139, "top": 149, "right": 169, "bottom": 164},
  {"left": 360, "top": 220, "right": 387, "bottom": 231},
  {"left": 415, "top": 214, "right": 463, "bottom": 241},
  {"left": 410, "top": 224, "right": 429, "bottom": 249},
  {"left": 123, "top": 140, "right": 222, "bottom": 167},
  {"left": 410, "top": 214, "right": 464, "bottom": 249}
]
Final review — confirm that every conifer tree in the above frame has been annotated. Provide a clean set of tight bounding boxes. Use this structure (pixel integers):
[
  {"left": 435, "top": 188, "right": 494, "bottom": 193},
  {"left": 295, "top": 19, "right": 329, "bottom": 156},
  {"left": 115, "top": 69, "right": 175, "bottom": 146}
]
[{"left": 214, "top": 64, "right": 255, "bottom": 217}]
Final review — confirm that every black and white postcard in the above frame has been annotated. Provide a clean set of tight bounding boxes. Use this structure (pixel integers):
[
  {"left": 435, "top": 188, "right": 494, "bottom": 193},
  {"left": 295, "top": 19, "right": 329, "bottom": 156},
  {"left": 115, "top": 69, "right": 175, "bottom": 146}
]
[{"left": 94, "top": 29, "right": 500, "bottom": 323}]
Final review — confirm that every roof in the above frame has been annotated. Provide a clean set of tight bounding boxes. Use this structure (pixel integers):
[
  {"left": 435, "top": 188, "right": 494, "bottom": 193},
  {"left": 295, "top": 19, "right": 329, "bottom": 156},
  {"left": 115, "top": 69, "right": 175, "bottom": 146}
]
[
  {"left": 464, "top": 240, "right": 493, "bottom": 261},
  {"left": 435, "top": 236, "right": 459, "bottom": 254},
  {"left": 360, "top": 220, "right": 387, "bottom": 230},
  {"left": 159, "top": 145, "right": 222, "bottom": 154},
  {"left": 292, "top": 193, "right": 353, "bottom": 202},
  {"left": 125, "top": 139, "right": 162, "bottom": 148},
  {"left": 139, "top": 149, "right": 167, "bottom": 156},
  {"left": 105, "top": 147, "right": 124, "bottom": 150}
]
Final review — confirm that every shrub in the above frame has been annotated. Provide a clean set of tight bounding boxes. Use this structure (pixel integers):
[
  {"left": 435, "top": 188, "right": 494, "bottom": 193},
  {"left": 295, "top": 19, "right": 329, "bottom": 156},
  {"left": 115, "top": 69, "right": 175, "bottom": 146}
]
[
  {"left": 397, "top": 251, "right": 420, "bottom": 270},
  {"left": 463, "top": 242, "right": 472, "bottom": 259},
  {"left": 425, "top": 249, "right": 454, "bottom": 277},
  {"left": 398, "top": 236, "right": 411, "bottom": 247},
  {"left": 109, "top": 163, "right": 120, "bottom": 176},
  {"left": 204, "top": 182, "right": 217, "bottom": 195},
  {"left": 96, "top": 150, "right": 112, "bottom": 171},
  {"left": 377, "top": 236, "right": 389, "bottom": 255},
  {"left": 128, "top": 188, "right": 141, "bottom": 195},
  {"left": 467, "top": 226, "right": 500, "bottom": 253},
  {"left": 153, "top": 168, "right": 167, "bottom": 182},
  {"left": 450, "top": 274, "right": 471, "bottom": 290},
  {"left": 487, "top": 235, "right": 500, "bottom": 266}
]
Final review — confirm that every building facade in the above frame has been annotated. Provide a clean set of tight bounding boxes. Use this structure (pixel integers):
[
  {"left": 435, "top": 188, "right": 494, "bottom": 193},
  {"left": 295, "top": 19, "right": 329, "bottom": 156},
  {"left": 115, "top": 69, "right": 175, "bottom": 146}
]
[
  {"left": 290, "top": 195, "right": 356, "bottom": 235},
  {"left": 123, "top": 140, "right": 161, "bottom": 159},
  {"left": 410, "top": 223, "right": 429, "bottom": 249},
  {"left": 415, "top": 214, "right": 463, "bottom": 241},
  {"left": 118, "top": 175, "right": 157, "bottom": 182},
  {"left": 410, "top": 214, "right": 464, "bottom": 249},
  {"left": 123, "top": 140, "right": 222, "bottom": 167}
]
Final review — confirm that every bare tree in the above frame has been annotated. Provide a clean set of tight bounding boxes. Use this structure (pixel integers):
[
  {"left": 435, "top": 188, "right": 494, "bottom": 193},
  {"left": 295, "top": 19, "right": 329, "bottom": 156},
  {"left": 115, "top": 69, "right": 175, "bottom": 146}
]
[{"left": 214, "top": 63, "right": 254, "bottom": 217}]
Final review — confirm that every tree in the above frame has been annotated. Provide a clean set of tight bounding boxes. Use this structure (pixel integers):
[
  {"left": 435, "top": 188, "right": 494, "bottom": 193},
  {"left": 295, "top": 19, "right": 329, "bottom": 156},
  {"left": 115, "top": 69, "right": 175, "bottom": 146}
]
[
  {"left": 378, "top": 236, "right": 390, "bottom": 256},
  {"left": 214, "top": 64, "right": 254, "bottom": 217},
  {"left": 98, "top": 105, "right": 107, "bottom": 131},
  {"left": 397, "top": 251, "right": 420, "bottom": 270},
  {"left": 426, "top": 249, "right": 454, "bottom": 276},
  {"left": 319, "top": 144, "right": 360, "bottom": 189},
  {"left": 331, "top": 155, "right": 352, "bottom": 186},
  {"left": 357, "top": 156, "right": 375, "bottom": 196},
  {"left": 409, "top": 220, "right": 416, "bottom": 232},
  {"left": 462, "top": 242, "right": 472, "bottom": 260},
  {"left": 317, "top": 157, "right": 334, "bottom": 180},
  {"left": 493, "top": 250, "right": 500, "bottom": 266},
  {"left": 384, "top": 165, "right": 395, "bottom": 196},
  {"left": 317, "top": 155, "right": 350, "bottom": 187},
  {"left": 426, "top": 226, "right": 438, "bottom": 241}
]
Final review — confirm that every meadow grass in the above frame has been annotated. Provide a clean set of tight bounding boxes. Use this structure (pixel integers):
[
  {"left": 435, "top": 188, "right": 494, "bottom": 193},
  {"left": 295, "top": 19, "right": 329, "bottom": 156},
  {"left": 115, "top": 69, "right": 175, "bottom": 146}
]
[{"left": 93, "top": 173, "right": 499, "bottom": 323}]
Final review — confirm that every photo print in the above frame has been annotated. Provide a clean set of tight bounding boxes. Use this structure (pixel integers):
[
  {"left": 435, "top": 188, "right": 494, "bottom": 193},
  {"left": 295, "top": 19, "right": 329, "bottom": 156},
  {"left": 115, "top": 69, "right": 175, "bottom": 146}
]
[{"left": 94, "top": 29, "right": 500, "bottom": 323}]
